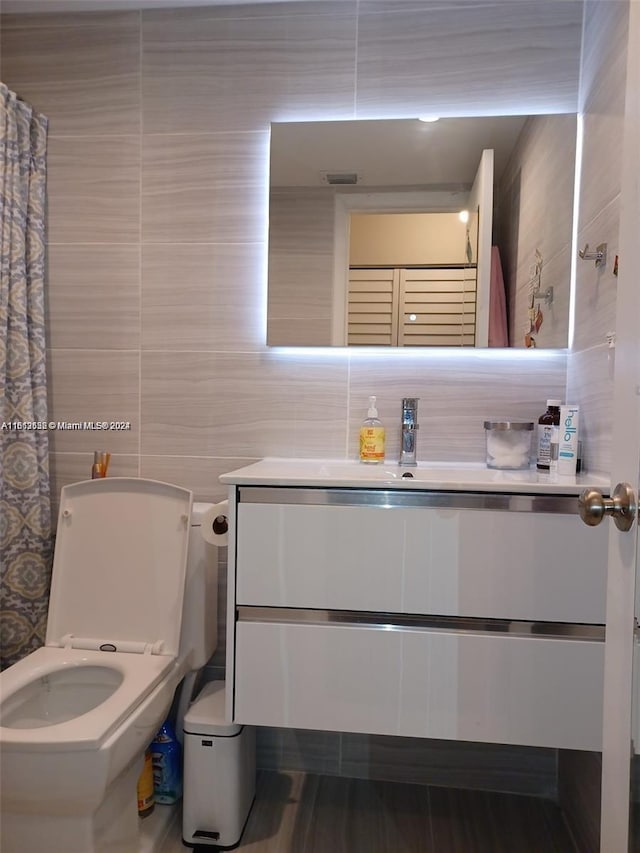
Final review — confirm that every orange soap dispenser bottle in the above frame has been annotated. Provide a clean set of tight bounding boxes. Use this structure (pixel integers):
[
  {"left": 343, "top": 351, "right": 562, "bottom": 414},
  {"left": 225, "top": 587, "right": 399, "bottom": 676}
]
[{"left": 359, "top": 396, "right": 385, "bottom": 464}]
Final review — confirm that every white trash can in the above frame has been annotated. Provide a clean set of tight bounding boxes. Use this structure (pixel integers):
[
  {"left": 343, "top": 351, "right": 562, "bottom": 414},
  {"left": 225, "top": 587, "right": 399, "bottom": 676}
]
[{"left": 182, "top": 681, "right": 256, "bottom": 848}]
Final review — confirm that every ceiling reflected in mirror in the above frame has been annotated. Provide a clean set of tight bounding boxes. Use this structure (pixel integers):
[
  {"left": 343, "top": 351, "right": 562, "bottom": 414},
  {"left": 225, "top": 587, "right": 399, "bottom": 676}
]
[{"left": 269, "top": 116, "right": 527, "bottom": 190}]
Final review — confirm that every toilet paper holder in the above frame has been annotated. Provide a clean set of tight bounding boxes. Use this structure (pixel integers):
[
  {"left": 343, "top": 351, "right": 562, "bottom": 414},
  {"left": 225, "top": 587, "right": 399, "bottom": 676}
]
[
  {"left": 212, "top": 514, "right": 228, "bottom": 536},
  {"left": 201, "top": 500, "right": 229, "bottom": 546}
]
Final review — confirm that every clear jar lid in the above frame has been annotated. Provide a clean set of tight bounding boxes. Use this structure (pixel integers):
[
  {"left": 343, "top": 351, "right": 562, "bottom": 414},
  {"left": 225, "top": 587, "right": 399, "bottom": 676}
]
[{"left": 483, "top": 421, "right": 534, "bottom": 431}]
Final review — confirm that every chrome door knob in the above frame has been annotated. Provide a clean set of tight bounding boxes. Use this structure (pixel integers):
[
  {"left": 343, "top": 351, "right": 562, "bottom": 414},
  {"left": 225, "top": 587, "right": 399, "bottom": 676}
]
[{"left": 578, "top": 482, "right": 637, "bottom": 532}]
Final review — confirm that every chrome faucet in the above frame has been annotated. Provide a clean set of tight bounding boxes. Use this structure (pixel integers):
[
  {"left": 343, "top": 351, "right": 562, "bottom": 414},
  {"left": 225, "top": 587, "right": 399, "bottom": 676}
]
[{"left": 399, "top": 398, "right": 419, "bottom": 466}]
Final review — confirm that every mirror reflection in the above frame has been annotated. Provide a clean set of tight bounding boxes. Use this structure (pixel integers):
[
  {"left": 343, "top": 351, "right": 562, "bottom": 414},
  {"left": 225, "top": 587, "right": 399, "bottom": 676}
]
[{"left": 267, "top": 114, "right": 577, "bottom": 349}]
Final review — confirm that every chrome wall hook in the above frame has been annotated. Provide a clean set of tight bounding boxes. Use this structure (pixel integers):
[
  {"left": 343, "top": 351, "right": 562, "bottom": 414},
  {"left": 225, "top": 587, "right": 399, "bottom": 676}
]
[
  {"left": 578, "top": 242, "right": 607, "bottom": 268},
  {"left": 529, "top": 250, "right": 553, "bottom": 306},
  {"left": 532, "top": 285, "right": 554, "bottom": 306}
]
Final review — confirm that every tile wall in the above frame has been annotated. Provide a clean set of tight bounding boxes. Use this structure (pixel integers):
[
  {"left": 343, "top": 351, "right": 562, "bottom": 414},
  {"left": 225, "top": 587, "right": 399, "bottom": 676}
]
[
  {"left": 496, "top": 114, "right": 576, "bottom": 350},
  {"left": 3, "top": 0, "right": 618, "bottom": 797},
  {"left": 0, "top": 1, "right": 581, "bottom": 512},
  {"left": 566, "top": 0, "right": 629, "bottom": 475}
]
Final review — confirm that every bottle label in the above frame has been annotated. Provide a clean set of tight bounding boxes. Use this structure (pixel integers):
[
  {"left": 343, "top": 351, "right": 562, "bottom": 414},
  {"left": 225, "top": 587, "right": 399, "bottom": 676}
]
[
  {"left": 137, "top": 751, "right": 155, "bottom": 814},
  {"left": 151, "top": 745, "right": 182, "bottom": 804},
  {"left": 360, "top": 426, "right": 385, "bottom": 461},
  {"left": 537, "top": 424, "right": 553, "bottom": 466}
]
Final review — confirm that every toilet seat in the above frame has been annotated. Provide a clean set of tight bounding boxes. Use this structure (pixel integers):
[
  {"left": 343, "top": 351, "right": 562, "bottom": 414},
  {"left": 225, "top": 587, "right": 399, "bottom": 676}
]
[
  {"left": 47, "top": 478, "right": 192, "bottom": 658},
  {"left": 0, "top": 646, "right": 178, "bottom": 752},
  {"left": 0, "top": 479, "right": 192, "bottom": 752},
  {"left": 1, "top": 479, "right": 193, "bottom": 752}
]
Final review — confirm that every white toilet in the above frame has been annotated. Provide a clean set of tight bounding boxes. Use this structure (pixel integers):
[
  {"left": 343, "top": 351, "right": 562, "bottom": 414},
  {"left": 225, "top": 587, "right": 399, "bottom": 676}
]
[{"left": 0, "top": 478, "right": 219, "bottom": 853}]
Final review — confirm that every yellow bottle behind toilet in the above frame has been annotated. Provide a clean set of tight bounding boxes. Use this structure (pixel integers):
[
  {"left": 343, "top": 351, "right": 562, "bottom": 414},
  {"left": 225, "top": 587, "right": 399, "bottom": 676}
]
[
  {"left": 359, "top": 396, "right": 385, "bottom": 463},
  {"left": 137, "top": 748, "right": 155, "bottom": 818}
]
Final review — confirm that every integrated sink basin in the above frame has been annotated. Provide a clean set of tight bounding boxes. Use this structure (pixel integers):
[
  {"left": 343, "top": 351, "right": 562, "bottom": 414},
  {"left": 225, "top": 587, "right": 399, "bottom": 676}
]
[{"left": 220, "top": 458, "right": 608, "bottom": 495}]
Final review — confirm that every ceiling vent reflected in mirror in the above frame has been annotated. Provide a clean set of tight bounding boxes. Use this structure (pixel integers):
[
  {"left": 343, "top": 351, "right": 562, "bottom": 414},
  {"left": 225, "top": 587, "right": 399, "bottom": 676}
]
[{"left": 321, "top": 172, "right": 361, "bottom": 186}]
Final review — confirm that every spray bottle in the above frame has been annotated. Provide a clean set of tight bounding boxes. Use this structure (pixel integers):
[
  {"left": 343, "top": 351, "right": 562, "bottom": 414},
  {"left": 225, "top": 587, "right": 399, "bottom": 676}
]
[{"left": 151, "top": 718, "right": 182, "bottom": 805}]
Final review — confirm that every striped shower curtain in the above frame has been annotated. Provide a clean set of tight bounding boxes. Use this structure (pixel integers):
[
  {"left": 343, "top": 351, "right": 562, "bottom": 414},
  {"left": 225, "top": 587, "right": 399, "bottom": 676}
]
[{"left": 0, "top": 82, "right": 52, "bottom": 670}]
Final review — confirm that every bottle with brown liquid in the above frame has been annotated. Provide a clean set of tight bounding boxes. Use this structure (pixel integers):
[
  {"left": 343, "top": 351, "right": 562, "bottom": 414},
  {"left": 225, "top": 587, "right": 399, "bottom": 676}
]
[{"left": 537, "top": 400, "right": 561, "bottom": 470}]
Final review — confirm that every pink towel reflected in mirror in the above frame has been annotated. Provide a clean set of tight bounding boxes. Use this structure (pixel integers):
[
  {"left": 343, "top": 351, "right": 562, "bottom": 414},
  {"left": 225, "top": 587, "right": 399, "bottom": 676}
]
[{"left": 489, "top": 245, "right": 509, "bottom": 347}]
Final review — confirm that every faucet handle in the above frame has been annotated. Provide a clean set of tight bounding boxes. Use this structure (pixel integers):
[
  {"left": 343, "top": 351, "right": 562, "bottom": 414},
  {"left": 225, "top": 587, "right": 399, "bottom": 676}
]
[{"left": 402, "top": 397, "right": 419, "bottom": 408}]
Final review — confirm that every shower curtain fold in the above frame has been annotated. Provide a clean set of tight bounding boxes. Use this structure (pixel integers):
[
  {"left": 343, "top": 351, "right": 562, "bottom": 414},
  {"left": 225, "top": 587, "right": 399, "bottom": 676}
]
[{"left": 0, "top": 81, "right": 52, "bottom": 670}]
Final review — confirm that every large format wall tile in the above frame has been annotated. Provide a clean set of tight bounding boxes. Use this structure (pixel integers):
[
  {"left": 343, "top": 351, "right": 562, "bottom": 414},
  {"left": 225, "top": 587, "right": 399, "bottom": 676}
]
[
  {"left": 256, "top": 729, "right": 344, "bottom": 778},
  {"left": 573, "top": 203, "right": 620, "bottom": 354},
  {"left": 348, "top": 351, "right": 567, "bottom": 462},
  {"left": 279, "top": 730, "right": 342, "bottom": 776},
  {"left": 142, "top": 243, "right": 265, "bottom": 351},
  {"left": 575, "top": 2, "right": 626, "bottom": 276},
  {"left": 576, "top": 0, "right": 627, "bottom": 234},
  {"left": 47, "top": 137, "right": 140, "bottom": 244},
  {"left": 355, "top": 1, "right": 582, "bottom": 117},
  {"left": 267, "top": 188, "right": 335, "bottom": 334},
  {"left": 266, "top": 318, "right": 334, "bottom": 348},
  {"left": 47, "top": 350, "right": 139, "bottom": 453},
  {"left": 142, "top": 132, "right": 268, "bottom": 243},
  {"left": 47, "top": 245, "right": 140, "bottom": 350},
  {"left": 141, "top": 351, "right": 349, "bottom": 458},
  {"left": 49, "top": 451, "right": 139, "bottom": 522},
  {"left": 142, "top": 6, "right": 356, "bottom": 134},
  {"left": 144, "top": 2, "right": 355, "bottom": 22},
  {"left": 566, "top": 344, "right": 613, "bottom": 476},
  {"left": 514, "top": 249, "right": 571, "bottom": 350},
  {"left": 140, "top": 455, "right": 256, "bottom": 503},
  {"left": 580, "top": 0, "right": 628, "bottom": 121},
  {"left": 570, "top": 0, "right": 625, "bottom": 358},
  {"left": 496, "top": 114, "right": 576, "bottom": 349},
  {"left": 0, "top": 12, "right": 140, "bottom": 135},
  {"left": 578, "top": 105, "right": 625, "bottom": 234},
  {"left": 566, "top": 0, "right": 628, "bottom": 480},
  {"left": 1, "top": 11, "right": 138, "bottom": 29}
]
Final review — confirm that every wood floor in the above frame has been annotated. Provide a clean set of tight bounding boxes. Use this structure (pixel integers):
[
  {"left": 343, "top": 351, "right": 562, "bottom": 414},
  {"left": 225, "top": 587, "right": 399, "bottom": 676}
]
[{"left": 163, "top": 770, "right": 578, "bottom": 853}]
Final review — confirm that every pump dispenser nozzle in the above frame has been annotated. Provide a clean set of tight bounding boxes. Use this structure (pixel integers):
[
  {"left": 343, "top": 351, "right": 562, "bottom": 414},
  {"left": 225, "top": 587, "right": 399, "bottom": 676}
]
[{"left": 367, "top": 396, "right": 378, "bottom": 419}]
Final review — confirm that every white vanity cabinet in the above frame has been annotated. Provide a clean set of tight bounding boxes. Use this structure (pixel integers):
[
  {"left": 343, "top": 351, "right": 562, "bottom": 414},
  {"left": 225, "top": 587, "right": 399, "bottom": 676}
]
[
  {"left": 235, "top": 492, "right": 605, "bottom": 623},
  {"left": 222, "top": 464, "right": 609, "bottom": 752}
]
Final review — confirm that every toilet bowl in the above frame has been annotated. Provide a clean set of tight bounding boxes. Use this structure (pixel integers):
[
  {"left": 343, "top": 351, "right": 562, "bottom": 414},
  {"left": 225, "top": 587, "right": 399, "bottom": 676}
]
[
  {"left": 0, "top": 649, "right": 185, "bottom": 852},
  {"left": 0, "top": 478, "right": 217, "bottom": 853}
]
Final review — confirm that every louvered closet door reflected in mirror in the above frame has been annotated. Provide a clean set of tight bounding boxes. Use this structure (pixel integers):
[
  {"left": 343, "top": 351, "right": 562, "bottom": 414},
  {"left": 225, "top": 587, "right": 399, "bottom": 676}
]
[{"left": 347, "top": 267, "right": 476, "bottom": 347}]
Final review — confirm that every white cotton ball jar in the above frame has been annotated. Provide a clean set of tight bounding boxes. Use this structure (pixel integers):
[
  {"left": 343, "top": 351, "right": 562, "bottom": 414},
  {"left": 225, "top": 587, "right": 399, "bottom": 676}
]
[{"left": 483, "top": 421, "right": 534, "bottom": 470}]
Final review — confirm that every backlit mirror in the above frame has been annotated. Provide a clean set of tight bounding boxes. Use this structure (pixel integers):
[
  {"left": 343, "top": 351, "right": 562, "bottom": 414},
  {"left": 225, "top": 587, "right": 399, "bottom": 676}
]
[{"left": 267, "top": 114, "right": 577, "bottom": 348}]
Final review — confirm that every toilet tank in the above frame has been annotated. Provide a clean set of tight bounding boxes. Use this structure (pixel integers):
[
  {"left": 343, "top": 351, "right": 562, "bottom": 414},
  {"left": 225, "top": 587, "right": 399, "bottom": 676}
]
[{"left": 179, "top": 503, "right": 219, "bottom": 669}]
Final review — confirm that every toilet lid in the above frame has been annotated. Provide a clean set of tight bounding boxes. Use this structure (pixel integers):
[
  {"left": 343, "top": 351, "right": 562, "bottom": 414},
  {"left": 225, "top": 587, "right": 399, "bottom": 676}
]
[{"left": 47, "top": 478, "right": 193, "bottom": 657}]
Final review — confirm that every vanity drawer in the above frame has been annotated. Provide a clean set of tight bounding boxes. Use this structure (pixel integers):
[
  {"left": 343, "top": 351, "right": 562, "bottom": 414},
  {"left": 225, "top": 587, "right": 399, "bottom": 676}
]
[
  {"left": 233, "top": 615, "right": 603, "bottom": 751},
  {"left": 236, "top": 497, "right": 607, "bottom": 623}
]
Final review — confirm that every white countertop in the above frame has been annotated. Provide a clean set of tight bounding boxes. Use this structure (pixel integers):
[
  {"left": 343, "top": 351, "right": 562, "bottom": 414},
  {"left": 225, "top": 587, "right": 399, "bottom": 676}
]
[{"left": 220, "top": 458, "right": 610, "bottom": 496}]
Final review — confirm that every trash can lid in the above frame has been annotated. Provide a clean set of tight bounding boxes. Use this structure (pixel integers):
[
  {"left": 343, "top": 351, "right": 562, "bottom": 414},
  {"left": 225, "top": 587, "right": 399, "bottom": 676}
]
[{"left": 183, "top": 680, "right": 242, "bottom": 737}]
